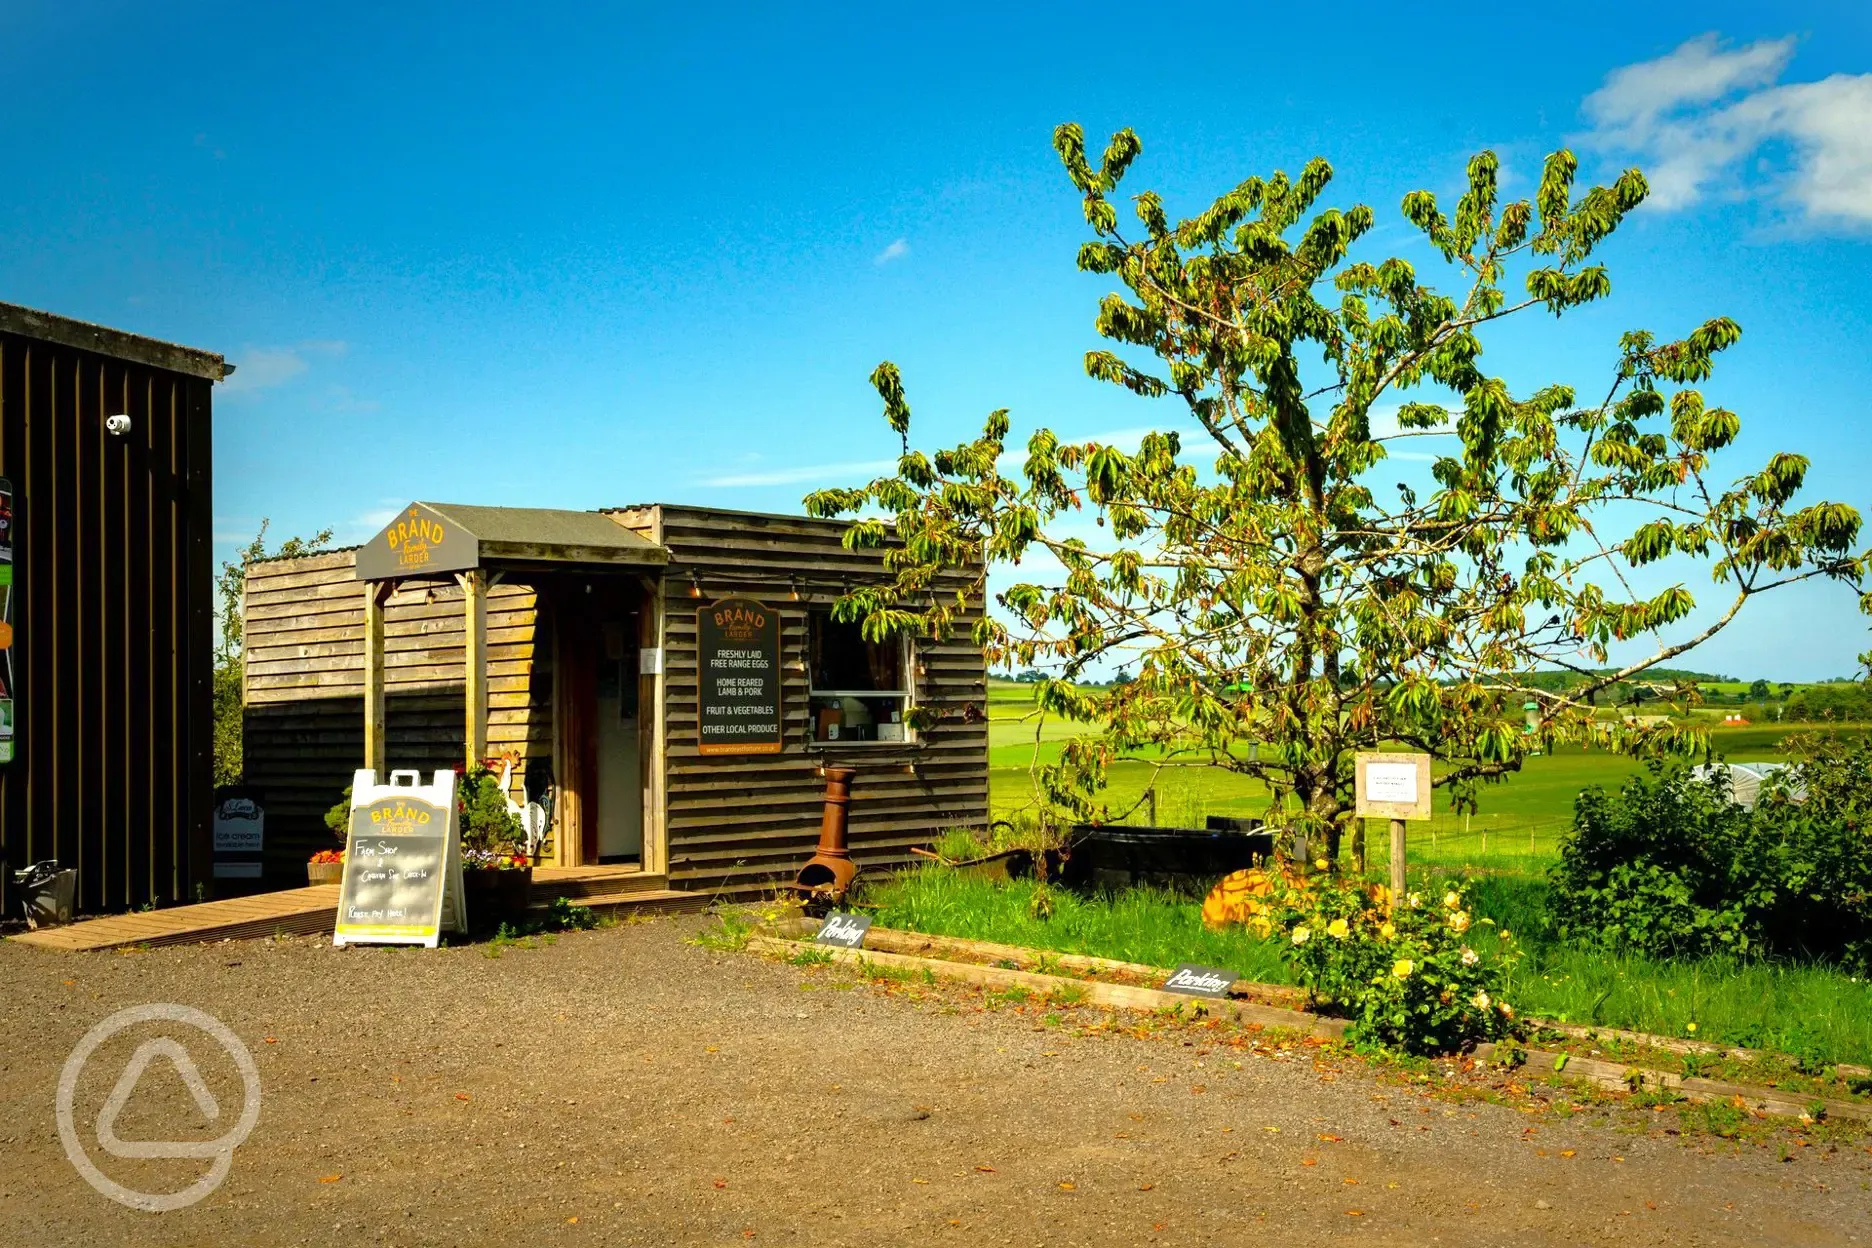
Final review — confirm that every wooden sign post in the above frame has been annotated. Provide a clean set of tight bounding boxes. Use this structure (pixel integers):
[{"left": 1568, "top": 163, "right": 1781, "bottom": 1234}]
[
  {"left": 333, "top": 769, "right": 466, "bottom": 948},
  {"left": 1354, "top": 752, "right": 1432, "bottom": 915}
]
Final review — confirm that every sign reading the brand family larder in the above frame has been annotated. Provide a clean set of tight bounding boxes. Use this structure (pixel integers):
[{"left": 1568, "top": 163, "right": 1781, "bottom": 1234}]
[
  {"left": 696, "top": 597, "right": 782, "bottom": 755},
  {"left": 333, "top": 769, "right": 465, "bottom": 948},
  {"left": 813, "top": 912, "right": 871, "bottom": 948},
  {"left": 1161, "top": 964, "right": 1238, "bottom": 998},
  {"left": 354, "top": 502, "right": 478, "bottom": 581}
]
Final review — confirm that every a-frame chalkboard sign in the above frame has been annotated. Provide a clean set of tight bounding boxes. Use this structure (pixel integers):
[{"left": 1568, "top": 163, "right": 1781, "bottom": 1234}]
[{"left": 332, "top": 769, "right": 467, "bottom": 948}]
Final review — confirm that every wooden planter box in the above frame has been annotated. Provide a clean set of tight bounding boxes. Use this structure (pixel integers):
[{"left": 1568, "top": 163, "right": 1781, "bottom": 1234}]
[
  {"left": 463, "top": 866, "right": 533, "bottom": 928},
  {"left": 306, "top": 861, "right": 345, "bottom": 886}
]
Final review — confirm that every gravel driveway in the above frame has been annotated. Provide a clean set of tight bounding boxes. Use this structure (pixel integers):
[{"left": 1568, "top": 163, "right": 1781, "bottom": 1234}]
[{"left": 1, "top": 915, "right": 1866, "bottom": 1246}]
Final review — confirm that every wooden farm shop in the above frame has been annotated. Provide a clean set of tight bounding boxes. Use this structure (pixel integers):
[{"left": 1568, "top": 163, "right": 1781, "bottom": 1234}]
[{"left": 243, "top": 502, "right": 989, "bottom": 903}]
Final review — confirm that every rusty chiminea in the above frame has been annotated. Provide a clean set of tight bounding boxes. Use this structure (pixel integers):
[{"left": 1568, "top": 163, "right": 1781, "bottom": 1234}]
[{"left": 792, "top": 766, "right": 859, "bottom": 902}]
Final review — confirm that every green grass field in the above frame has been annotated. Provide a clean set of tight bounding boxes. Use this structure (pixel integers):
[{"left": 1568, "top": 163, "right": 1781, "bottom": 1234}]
[{"left": 986, "top": 679, "right": 1864, "bottom": 869}]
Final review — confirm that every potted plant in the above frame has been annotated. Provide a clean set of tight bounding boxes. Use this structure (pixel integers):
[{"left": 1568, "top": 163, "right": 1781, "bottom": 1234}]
[
  {"left": 458, "top": 764, "right": 532, "bottom": 926},
  {"left": 312, "top": 784, "right": 354, "bottom": 884},
  {"left": 307, "top": 848, "right": 345, "bottom": 886}
]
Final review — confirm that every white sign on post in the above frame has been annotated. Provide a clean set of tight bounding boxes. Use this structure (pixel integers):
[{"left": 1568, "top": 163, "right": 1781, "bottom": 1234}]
[
  {"left": 1354, "top": 752, "right": 1432, "bottom": 820},
  {"left": 332, "top": 769, "right": 467, "bottom": 948},
  {"left": 1363, "top": 762, "right": 1421, "bottom": 805}
]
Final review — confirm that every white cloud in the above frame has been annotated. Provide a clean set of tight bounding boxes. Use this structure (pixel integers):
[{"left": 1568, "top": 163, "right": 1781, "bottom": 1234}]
[
  {"left": 1580, "top": 34, "right": 1872, "bottom": 227},
  {"left": 220, "top": 340, "right": 349, "bottom": 395},
  {"left": 874, "top": 237, "right": 910, "bottom": 265},
  {"left": 699, "top": 459, "right": 897, "bottom": 488}
]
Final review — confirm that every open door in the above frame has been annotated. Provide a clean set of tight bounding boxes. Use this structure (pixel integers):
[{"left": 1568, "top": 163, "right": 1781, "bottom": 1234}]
[
  {"left": 594, "top": 615, "right": 643, "bottom": 862},
  {"left": 550, "top": 579, "right": 647, "bottom": 867}
]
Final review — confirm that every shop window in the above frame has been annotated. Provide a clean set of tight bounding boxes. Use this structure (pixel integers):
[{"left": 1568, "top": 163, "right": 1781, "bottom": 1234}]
[{"left": 808, "top": 611, "right": 911, "bottom": 743}]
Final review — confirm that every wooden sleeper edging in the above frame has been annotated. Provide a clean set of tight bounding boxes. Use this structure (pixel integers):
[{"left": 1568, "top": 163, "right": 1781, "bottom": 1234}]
[{"left": 743, "top": 935, "right": 1346, "bottom": 1039}]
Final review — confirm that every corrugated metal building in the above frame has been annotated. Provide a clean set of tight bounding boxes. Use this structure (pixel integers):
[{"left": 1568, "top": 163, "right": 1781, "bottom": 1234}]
[
  {"left": 0, "top": 302, "right": 227, "bottom": 913},
  {"left": 243, "top": 502, "right": 990, "bottom": 897}
]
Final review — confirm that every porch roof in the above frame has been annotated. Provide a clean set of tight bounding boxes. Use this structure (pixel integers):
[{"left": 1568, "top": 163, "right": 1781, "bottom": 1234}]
[{"left": 354, "top": 501, "right": 669, "bottom": 581}]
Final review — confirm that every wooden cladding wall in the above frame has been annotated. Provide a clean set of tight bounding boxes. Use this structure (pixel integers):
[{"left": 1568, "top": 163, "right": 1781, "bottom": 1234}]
[
  {"left": 242, "top": 506, "right": 991, "bottom": 895},
  {"left": 0, "top": 331, "right": 214, "bottom": 912},
  {"left": 620, "top": 505, "right": 990, "bottom": 895},
  {"left": 242, "top": 550, "right": 551, "bottom": 880}
]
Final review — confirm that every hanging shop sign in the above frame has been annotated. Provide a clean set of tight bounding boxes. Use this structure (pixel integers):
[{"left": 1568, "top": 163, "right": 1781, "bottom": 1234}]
[
  {"left": 696, "top": 597, "right": 783, "bottom": 755},
  {"left": 333, "top": 769, "right": 466, "bottom": 948},
  {"left": 0, "top": 477, "right": 13, "bottom": 764},
  {"left": 354, "top": 502, "right": 478, "bottom": 581}
]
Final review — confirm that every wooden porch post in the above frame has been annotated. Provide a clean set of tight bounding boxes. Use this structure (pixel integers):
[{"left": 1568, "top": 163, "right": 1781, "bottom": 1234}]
[
  {"left": 362, "top": 581, "right": 389, "bottom": 776},
  {"left": 460, "top": 569, "right": 489, "bottom": 768}
]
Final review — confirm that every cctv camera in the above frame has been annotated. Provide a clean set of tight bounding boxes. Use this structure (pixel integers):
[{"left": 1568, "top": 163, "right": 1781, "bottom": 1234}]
[{"left": 105, "top": 414, "right": 132, "bottom": 436}]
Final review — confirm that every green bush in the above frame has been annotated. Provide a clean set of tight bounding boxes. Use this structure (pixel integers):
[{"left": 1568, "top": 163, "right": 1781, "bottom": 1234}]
[
  {"left": 1550, "top": 736, "right": 1872, "bottom": 967},
  {"left": 1274, "top": 874, "right": 1520, "bottom": 1055},
  {"left": 458, "top": 766, "right": 524, "bottom": 855},
  {"left": 1737, "top": 734, "right": 1872, "bottom": 965},
  {"left": 1548, "top": 766, "right": 1750, "bottom": 958}
]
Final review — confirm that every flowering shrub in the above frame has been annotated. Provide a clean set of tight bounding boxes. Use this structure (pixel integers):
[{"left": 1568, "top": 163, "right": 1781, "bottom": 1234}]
[
  {"left": 309, "top": 848, "right": 344, "bottom": 865},
  {"left": 1274, "top": 873, "right": 1520, "bottom": 1055},
  {"left": 463, "top": 848, "right": 530, "bottom": 871}
]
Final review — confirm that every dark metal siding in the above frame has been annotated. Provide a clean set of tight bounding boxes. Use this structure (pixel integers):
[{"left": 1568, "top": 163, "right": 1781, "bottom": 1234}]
[{"left": 0, "top": 330, "right": 215, "bottom": 912}]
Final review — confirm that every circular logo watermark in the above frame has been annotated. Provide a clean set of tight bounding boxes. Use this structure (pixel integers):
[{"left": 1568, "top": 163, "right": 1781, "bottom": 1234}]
[{"left": 56, "top": 1003, "right": 262, "bottom": 1212}]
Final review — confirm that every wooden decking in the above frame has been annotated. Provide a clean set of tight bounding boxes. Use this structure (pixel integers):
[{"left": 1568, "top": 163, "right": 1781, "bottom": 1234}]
[{"left": 8, "top": 866, "right": 707, "bottom": 953}]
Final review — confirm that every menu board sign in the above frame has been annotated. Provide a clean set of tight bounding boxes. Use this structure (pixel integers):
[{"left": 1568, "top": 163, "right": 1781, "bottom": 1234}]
[
  {"left": 333, "top": 769, "right": 465, "bottom": 948},
  {"left": 212, "top": 787, "right": 266, "bottom": 880},
  {"left": 696, "top": 597, "right": 783, "bottom": 755}
]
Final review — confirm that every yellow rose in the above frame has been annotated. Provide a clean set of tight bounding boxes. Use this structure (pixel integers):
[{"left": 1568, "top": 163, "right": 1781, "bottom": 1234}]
[
  {"left": 1314, "top": 858, "right": 1330, "bottom": 871},
  {"left": 1392, "top": 958, "right": 1414, "bottom": 979},
  {"left": 1448, "top": 910, "right": 1471, "bottom": 934},
  {"left": 1327, "top": 918, "right": 1350, "bottom": 939},
  {"left": 1442, "top": 891, "right": 1460, "bottom": 909},
  {"left": 1291, "top": 925, "right": 1311, "bottom": 945},
  {"left": 1379, "top": 922, "right": 1396, "bottom": 940}
]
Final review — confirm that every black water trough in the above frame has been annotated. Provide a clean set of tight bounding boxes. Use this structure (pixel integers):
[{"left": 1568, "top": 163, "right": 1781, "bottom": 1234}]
[{"left": 1059, "top": 818, "right": 1272, "bottom": 894}]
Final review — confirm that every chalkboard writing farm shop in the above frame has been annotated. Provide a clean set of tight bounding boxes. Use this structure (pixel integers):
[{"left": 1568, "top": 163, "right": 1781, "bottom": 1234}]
[{"left": 243, "top": 504, "right": 990, "bottom": 899}]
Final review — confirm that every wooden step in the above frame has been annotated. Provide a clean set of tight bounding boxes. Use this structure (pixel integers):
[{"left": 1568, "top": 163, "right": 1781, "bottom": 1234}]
[
  {"left": 528, "top": 869, "right": 668, "bottom": 901},
  {"left": 526, "top": 888, "right": 710, "bottom": 921}
]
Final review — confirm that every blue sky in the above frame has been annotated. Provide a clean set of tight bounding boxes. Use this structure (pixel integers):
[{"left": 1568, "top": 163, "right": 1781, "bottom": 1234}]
[{"left": 3, "top": 2, "right": 1868, "bottom": 679}]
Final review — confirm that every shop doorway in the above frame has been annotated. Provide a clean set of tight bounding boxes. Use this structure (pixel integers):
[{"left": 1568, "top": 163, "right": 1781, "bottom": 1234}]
[
  {"left": 594, "top": 616, "right": 643, "bottom": 861},
  {"left": 548, "top": 577, "right": 658, "bottom": 868}
]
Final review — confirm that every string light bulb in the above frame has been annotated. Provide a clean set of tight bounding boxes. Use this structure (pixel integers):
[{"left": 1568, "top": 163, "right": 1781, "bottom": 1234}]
[{"left": 688, "top": 574, "right": 703, "bottom": 599}]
